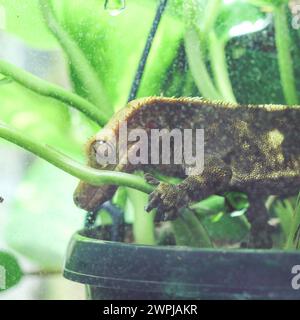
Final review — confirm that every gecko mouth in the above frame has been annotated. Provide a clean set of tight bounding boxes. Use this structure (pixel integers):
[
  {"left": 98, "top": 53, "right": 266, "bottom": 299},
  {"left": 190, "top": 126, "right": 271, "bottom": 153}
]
[{"left": 73, "top": 182, "right": 117, "bottom": 212}]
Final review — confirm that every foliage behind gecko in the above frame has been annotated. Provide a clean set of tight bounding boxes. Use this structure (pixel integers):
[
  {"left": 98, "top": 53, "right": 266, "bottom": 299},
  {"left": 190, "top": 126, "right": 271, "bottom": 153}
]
[{"left": 74, "top": 97, "right": 300, "bottom": 248}]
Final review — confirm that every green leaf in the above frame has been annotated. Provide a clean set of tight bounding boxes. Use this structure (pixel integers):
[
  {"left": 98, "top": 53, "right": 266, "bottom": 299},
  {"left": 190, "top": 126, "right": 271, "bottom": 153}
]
[
  {"left": 40, "top": 0, "right": 111, "bottom": 112},
  {"left": 225, "top": 191, "right": 249, "bottom": 210},
  {"left": 201, "top": 212, "right": 249, "bottom": 244},
  {"left": 0, "top": 0, "right": 58, "bottom": 49},
  {"left": 0, "top": 251, "right": 23, "bottom": 292},
  {"left": 53, "top": 0, "right": 184, "bottom": 111},
  {"left": 274, "top": 199, "right": 294, "bottom": 239},
  {"left": 215, "top": 0, "right": 267, "bottom": 42},
  {"left": 191, "top": 195, "right": 225, "bottom": 216},
  {"left": 0, "top": 82, "right": 83, "bottom": 156},
  {"left": 191, "top": 195, "right": 249, "bottom": 245}
]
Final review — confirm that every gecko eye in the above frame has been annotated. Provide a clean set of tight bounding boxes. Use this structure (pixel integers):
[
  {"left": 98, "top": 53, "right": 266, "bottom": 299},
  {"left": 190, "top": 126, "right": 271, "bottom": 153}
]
[
  {"left": 92, "top": 140, "right": 116, "bottom": 166},
  {"left": 93, "top": 140, "right": 110, "bottom": 154},
  {"left": 92, "top": 140, "right": 106, "bottom": 153}
]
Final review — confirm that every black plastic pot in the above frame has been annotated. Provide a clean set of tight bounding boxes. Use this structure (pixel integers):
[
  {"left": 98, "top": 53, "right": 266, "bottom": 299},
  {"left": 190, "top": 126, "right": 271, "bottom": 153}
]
[{"left": 63, "top": 229, "right": 300, "bottom": 300}]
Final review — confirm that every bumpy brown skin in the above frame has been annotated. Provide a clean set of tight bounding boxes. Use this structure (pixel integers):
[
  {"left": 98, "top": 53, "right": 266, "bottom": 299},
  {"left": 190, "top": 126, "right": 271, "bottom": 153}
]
[{"left": 73, "top": 97, "right": 300, "bottom": 249}]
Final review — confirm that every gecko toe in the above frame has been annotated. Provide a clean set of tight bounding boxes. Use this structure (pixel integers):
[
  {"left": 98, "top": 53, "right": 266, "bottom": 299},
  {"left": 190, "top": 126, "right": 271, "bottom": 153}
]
[
  {"left": 145, "top": 191, "right": 160, "bottom": 212},
  {"left": 154, "top": 206, "right": 167, "bottom": 222},
  {"left": 146, "top": 181, "right": 186, "bottom": 221},
  {"left": 144, "top": 173, "right": 160, "bottom": 186}
]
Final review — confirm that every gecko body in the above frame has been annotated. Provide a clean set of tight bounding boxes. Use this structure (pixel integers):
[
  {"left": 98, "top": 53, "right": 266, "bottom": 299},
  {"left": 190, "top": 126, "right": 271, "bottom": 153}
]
[{"left": 74, "top": 97, "right": 300, "bottom": 248}]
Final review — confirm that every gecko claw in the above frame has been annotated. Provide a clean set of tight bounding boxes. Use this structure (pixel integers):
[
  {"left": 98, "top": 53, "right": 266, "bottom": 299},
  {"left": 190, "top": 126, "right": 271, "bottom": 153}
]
[
  {"left": 154, "top": 207, "right": 167, "bottom": 222},
  {"left": 145, "top": 193, "right": 160, "bottom": 212},
  {"left": 145, "top": 179, "right": 188, "bottom": 221},
  {"left": 144, "top": 173, "right": 160, "bottom": 186}
]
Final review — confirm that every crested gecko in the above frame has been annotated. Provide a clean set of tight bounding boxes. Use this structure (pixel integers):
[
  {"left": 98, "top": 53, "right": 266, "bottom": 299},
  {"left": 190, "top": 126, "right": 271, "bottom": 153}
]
[{"left": 73, "top": 97, "right": 300, "bottom": 248}]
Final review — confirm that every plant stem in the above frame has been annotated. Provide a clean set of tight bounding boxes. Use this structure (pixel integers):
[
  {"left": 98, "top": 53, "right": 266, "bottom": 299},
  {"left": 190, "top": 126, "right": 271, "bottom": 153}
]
[
  {"left": 184, "top": 0, "right": 222, "bottom": 100},
  {"left": 127, "top": 186, "right": 156, "bottom": 245},
  {"left": 274, "top": 4, "right": 298, "bottom": 105},
  {"left": 209, "top": 31, "right": 237, "bottom": 103},
  {"left": 201, "top": 0, "right": 222, "bottom": 41},
  {"left": 184, "top": 29, "right": 221, "bottom": 100},
  {"left": 39, "top": 0, "right": 111, "bottom": 110},
  {"left": 0, "top": 60, "right": 108, "bottom": 126},
  {"left": 128, "top": 0, "right": 168, "bottom": 102},
  {"left": 0, "top": 123, "right": 153, "bottom": 194},
  {"left": 0, "top": 77, "right": 13, "bottom": 85}
]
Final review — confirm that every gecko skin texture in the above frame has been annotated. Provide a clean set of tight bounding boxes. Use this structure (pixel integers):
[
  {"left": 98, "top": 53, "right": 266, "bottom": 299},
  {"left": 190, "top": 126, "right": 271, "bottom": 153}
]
[{"left": 73, "top": 97, "right": 300, "bottom": 248}]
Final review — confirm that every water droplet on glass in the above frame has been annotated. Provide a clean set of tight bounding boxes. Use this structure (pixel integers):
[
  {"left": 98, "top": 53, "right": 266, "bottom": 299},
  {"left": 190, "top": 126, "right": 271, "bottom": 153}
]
[{"left": 104, "top": 0, "right": 126, "bottom": 16}]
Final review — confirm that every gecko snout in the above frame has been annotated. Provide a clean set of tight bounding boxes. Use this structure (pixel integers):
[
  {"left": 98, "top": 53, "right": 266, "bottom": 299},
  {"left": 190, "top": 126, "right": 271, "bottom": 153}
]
[{"left": 73, "top": 181, "right": 117, "bottom": 212}]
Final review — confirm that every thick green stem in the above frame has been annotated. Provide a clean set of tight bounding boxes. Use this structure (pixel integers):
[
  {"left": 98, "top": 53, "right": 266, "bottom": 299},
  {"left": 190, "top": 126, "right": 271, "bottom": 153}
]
[
  {"left": 0, "top": 123, "right": 153, "bottom": 194},
  {"left": 184, "top": 29, "right": 221, "bottom": 100},
  {"left": 209, "top": 32, "right": 237, "bottom": 103},
  {"left": 274, "top": 4, "right": 298, "bottom": 105},
  {"left": 0, "top": 60, "right": 108, "bottom": 126},
  {"left": 127, "top": 186, "right": 156, "bottom": 245},
  {"left": 184, "top": 0, "right": 222, "bottom": 99},
  {"left": 200, "top": 0, "right": 222, "bottom": 41},
  {"left": 39, "top": 0, "right": 111, "bottom": 110}
]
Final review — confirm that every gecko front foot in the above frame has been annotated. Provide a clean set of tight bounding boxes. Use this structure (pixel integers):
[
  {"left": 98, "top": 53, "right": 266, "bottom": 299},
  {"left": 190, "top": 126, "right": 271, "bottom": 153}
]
[{"left": 144, "top": 173, "right": 188, "bottom": 221}]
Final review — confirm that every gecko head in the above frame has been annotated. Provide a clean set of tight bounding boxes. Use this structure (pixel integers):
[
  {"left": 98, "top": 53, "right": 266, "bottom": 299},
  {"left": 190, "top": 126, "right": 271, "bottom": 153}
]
[
  {"left": 73, "top": 181, "right": 117, "bottom": 212},
  {"left": 87, "top": 128, "right": 120, "bottom": 170},
  {"left": 73, "top": 130, "right": 120, "bottom": 211},
  {"left": 73, "top": 102, "right": 143, "bottom": 212}
]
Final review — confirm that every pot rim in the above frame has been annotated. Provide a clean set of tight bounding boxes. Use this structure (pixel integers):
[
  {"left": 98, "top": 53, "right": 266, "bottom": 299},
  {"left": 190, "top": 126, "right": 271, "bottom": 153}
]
[{"left": 63, "top": 229, "right": 300, "bottom": 299}]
